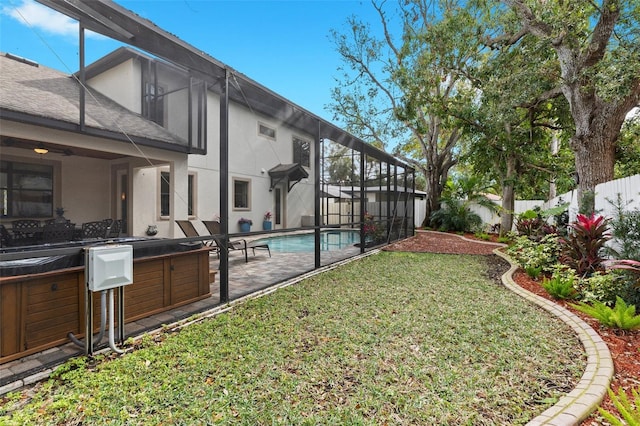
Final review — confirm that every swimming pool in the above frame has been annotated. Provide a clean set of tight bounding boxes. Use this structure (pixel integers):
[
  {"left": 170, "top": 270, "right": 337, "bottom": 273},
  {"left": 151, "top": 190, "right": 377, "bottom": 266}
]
[{"left": 252, "top": 230, "right": 360, "bottom": 253}]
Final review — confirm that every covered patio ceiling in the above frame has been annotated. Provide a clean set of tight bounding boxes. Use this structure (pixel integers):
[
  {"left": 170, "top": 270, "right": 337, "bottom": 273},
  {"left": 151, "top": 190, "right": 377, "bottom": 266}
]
[
  {"left": 35, "top": 0, "right": 411, "bottom": 169},
  {"left": 1, "top": 135, "right": 128, "bottom": 160}
]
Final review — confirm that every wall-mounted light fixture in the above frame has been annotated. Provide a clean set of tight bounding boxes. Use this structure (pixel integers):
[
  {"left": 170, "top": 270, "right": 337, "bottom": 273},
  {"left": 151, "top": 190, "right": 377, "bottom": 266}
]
[{"left": 34, "top": 144, "right": 48, "bottom": 154}]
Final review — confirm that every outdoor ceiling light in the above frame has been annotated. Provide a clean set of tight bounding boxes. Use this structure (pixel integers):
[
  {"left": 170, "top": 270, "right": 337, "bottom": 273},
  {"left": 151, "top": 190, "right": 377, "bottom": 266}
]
[{"left": 34, "top": 144, "right": 48, "bottom": 154}]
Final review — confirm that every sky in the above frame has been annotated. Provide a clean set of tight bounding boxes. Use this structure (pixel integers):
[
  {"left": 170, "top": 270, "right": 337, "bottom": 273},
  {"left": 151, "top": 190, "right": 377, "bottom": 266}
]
[{"left": 0, "top": 0, "right": 384, "bottom": 124}]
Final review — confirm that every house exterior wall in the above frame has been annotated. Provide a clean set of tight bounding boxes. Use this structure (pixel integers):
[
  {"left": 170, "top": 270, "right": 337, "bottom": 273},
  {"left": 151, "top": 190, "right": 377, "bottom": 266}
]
[
  {"left": 85, "top": 55, "right": 319, "bottom": 235},
  {"left": 226, "top": 102, "right": 315, "bottom": 230},
  {"left": 86, "top": 58, "right": 141, "bottom": 113}
]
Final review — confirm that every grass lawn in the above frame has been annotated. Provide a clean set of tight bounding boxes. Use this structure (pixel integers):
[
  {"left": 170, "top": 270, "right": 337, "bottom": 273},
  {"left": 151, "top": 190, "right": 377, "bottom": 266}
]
[{"left": 1, "top": 252, "right": 585, "bottom": 425}]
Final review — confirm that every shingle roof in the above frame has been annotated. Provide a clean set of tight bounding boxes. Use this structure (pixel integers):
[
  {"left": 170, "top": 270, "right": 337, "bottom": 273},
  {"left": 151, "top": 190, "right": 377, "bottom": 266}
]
[{"left": 0, "top": 53, "right": 185, "bottom": 145}]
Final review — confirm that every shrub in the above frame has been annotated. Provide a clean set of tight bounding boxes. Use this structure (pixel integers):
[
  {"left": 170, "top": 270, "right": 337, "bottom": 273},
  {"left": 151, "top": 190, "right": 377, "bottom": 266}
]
[
  {"left": 363, "top": 213, "right": 385, "bottom": 244},
  {"left": 497, "top": 236, "right": 511, "bottom": 244},
  {"left": 474, "top": 232, "right": 491, "bottom": 241},
  {"left": 542, "top": 273, "right": 577, "bottom": 300},
  {"left": 606, "top": 259, "right": 640, "bottom": 307},
  {"left": 506, "top": 234, "right": 561, "bottom": 274},
  {"left": 571, "top": 297, "right": 640, "bottom": 330},
  {"left": 606, "top": 194, "right": 640, "bottom": 261},
  {"left": 560, "top": 213, "right": 611, "bottom": 277},
  {"left": 576, "top": 271, "right": 626, "bottom": 306},
  {"left": 515, "top": 204, "right": 568, "bottom": 240},
  {"left": 525, "top": 265, "right": 543, "bottom": 279},
  {"left": 598, "top": 386, "right": 640, "bottom": 426},
  {"left": 429, "top": 198, "right": 482, "bottom": 233}
]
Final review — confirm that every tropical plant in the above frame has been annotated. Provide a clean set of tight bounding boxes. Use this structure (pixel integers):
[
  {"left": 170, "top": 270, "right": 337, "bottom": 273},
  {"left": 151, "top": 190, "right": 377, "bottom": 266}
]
[
  {"left": 542, "top": 274, "right": 577, "bottom": 300},
  {"left": 263, "top": 211, "right": 272, "bottom": 221},
  {"left": 514, "top": 205, "right": 567, "bottom": 240},
  {"left": 605, "top": 259, "right": 640, "bottom": 307},
  {"left": 506, "top": 234, "right": 560, "bottom": 274},
  {"left": 571, "top": 297, "right": 640, "bottom": 330},
  {"left": 238, "top": 218, "right": 253, "bottom": 226},
  {"left": 599, "top": 386, "right": 640, "bottom": 426},
  {"left": 363, "top": 213, "right": 385, "bottom": 244},
  {"left": 560, "top": 214, "right": 611, "bottom": 277},
  {"left": 525, "top": 265, "right": 542, "bottom": 280},
  {"left": 575, "top": 271, "right": 625, "bottom": 306},
  {"left": 430, "top": 198, "right": 483, "bottom": 233},
  {"left": 429, "top": 176, "right": 497, "bottom": 233}
]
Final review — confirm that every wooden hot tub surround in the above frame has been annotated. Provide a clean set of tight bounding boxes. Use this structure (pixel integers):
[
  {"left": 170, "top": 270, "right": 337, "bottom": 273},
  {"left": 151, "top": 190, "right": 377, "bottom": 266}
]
[{"left": 0, "top": 246, "right": 211, "bottom": 364}]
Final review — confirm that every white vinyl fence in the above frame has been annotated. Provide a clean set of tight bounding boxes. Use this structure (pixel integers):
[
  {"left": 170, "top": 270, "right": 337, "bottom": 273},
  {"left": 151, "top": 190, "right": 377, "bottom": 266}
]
[
  {"left": 470, "top": 174, "right": 640, "bottom": 231},
  {"left": 542, "top": 174, "right": 640, "bottom": 222}
]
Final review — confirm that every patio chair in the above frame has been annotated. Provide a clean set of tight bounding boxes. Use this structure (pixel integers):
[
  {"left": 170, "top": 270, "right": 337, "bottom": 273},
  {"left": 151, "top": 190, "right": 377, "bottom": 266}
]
[
  {"left": 81, "top": 220, "right": 109, "bottom": 239},
  {"left": 176, "top": 220, "right": 221, "bottom": 255},
  {"left": 40, "top": 223, "right": 75, "bottom": 244},
  {"left": 0, "top": 224, "right": 14, "bottom": 247},
  {"left": 11, "top": 219, "right": 41, "bottom": 245},
  {"left": 202, "top": 220, "right": 270, "bottom": 260},
  {"left": 105, "top": 219, "right": 122, "bottom": 238}
]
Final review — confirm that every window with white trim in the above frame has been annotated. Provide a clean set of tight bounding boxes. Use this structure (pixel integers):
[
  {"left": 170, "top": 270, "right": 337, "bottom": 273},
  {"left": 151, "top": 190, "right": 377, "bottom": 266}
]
[
  {"left": 160, "top": 171, "right": 196, "bottom": 217},
  {"left": 258, "top": 122, "right": 276, "bottom": 140},
  {"left": 233, "top": 177, "right": 251, "bottom": 210}
]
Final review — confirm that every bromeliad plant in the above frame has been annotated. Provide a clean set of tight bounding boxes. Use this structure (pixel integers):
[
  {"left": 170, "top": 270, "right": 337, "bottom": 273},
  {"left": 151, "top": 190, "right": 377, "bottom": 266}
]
[{"left": 560, "top": 213, "right": 611, "bottom": 278}]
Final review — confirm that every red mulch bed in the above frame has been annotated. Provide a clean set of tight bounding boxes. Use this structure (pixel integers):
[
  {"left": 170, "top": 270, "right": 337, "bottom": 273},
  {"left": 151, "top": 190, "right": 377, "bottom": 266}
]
[{"left": 384, "top": 231, "right": 640, "bottom": 424}]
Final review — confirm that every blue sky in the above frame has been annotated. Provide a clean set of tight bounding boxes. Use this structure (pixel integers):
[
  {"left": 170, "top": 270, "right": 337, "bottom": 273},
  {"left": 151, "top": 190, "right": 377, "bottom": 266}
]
[{"left": 1, "top": 0, "right": 383, "bottom": 123}]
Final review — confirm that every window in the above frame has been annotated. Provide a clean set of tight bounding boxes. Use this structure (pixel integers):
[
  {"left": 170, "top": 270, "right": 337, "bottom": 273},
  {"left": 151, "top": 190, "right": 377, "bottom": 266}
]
[
  {"left": 0, "top": 160, "right": 53, "bottom": 218},
  {"left": 233, "top": 178, "right": 251, "bottom": 210},
  {"left": 143, "top": 82, "right": 166, "bottom": 126},
  {"left": 258, "top": 122, "right": 276, "bottom": 140},
  {"left": 160, "top": 171, "right": 195, "bottom": 217},
  {"left": 293, "top": 136, "right": 310, "bottom": 167}
]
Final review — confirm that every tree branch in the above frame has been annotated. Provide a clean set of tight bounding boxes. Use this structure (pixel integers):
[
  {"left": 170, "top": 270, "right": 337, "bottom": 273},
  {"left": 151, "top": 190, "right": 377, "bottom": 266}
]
[{"left": 580, "top": 0, "right": 620, "bottom": 67}]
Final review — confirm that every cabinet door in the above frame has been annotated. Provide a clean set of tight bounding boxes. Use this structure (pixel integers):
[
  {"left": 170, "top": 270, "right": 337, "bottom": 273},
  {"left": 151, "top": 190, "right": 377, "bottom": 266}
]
[
  {"left": 24, "top": 272, "right": 82, "bottom": 351},
  {"left": 170, "top": 254, "right": 202, "bottom": 305}
]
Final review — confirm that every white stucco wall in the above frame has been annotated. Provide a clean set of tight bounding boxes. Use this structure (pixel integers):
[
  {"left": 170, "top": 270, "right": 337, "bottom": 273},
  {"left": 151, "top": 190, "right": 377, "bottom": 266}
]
[
  {"left": 225, "top": 102, "right": 315, "bottom": 230},
  {"left": 87, "top": 58, "right": 141, "bottom": 113}
]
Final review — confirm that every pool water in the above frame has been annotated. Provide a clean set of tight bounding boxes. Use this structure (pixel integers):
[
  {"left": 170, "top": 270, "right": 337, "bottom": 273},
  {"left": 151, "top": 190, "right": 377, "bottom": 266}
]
[{"left": 253, "top": 231, "right": 360, "bottom": 253}]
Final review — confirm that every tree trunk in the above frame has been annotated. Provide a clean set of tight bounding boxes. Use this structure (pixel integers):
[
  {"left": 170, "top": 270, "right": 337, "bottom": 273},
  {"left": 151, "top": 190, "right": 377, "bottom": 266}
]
[
  {"left": 570, "top": 112, "right": 620, "bottom": 214},
  {"left": 500, "top": 155, "right": 517, "bottom": 235},
  {"left": 422, "top": 166, "right": 444, "bottom": 227}
]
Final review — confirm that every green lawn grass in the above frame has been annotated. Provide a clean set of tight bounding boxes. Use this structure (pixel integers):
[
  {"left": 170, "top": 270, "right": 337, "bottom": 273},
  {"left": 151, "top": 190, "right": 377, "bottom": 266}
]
[{"left": 1, "top": 252, "right": 585, "bottom": 425}]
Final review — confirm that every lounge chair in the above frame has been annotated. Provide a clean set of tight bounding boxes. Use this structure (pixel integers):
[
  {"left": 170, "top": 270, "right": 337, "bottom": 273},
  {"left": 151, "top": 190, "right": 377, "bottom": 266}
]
[
  {"left": 176, "top": 220, "right": 222, "bottom": 257},
  {"left": 202, "top": 220, "right": 270, "bottom": 260}
]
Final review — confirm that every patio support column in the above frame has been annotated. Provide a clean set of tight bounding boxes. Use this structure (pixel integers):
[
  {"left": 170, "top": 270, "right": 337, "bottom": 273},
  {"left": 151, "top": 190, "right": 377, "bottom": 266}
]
[
  {"left": 219, "top": 69, "right": 230, "bottom": 303},
  {"left": 359, "top": 151, "right": 365, "bottom": 254},
  {"left": 387, "top": 163, "right": 391, "bottom": 241},
  {"left": 79, "top": 24, "right": 85, "bottom": 131},
  {"left": 411, "top": 169, "right": 416, "bottom": 233},
  {"left": 314, "top": 123, "right": 321, "bottom": 269},
  {"left": 171, "top": 159, "right": 189, "bottom": 236}
]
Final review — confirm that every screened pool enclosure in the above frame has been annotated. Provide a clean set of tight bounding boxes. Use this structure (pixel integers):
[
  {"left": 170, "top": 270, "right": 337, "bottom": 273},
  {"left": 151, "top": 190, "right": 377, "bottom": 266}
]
[{"left": 0, "top": 1, "right": 415, "bottom": 366}]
